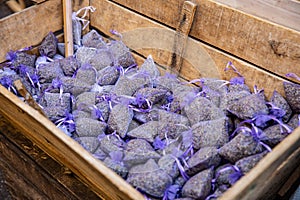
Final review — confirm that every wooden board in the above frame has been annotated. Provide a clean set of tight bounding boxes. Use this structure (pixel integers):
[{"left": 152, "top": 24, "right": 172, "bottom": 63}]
[
  {"left": 0, "top": 115, "right": 101, "bottom": 199},
  {"left": 91, "top": 0, "right": 287, "bottom": 98},
  {"left": 0, "top": 84, "right": 144, "bottom": 200},
  {"left": 213, "top": 0, "right": 300, "bottom": 32},
  {"left": 0, "top": 133, "right": 72, "bottom": 200},
  {"left": 0, "top": 0, "right": 89, "bottom": 63},
  {"left": 278, "top": 163, "right": 300, "bottom": 198},
  {"left": 108, "top": 0, "right": 300, "bottom": 83}
]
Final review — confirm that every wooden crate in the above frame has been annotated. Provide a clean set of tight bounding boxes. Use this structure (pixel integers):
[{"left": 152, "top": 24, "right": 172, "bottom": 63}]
[{"left": 0, "top": 0, "right": 300, "bottom": 199}]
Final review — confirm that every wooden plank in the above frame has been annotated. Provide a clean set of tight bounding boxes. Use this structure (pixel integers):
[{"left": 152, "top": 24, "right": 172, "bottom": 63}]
[
  {"left": 108, "top": 0, "right": 300, "bottom": 83},
  {"left": 91, "top": 0, "right": 287, "bottom": 98},
  {"left": 0, "top": 133, "right": 74, "bottom": 200},
  {"left": 278, "top": 161, "right": 300, "bottom": 197},
  {"left": 220, "top": 127, "right": 300, "bottom": 200},
  {"left": 0, "top": 115, "right": 101, "bottom": 199},
  {"left": 167, "top": 1, "right": 197, "bottom": 75},
  {"left": 0, "top": 85, "right": 144, "bottom": 200},
  {"left": 0, "top": 0, "right": 89, "bottom": 63},
  {"left": 0, "top": 167, "right": 11, "bottom": 200},
  {"left": 63, "top": 0, "right": 74, "bottom": 57},
  {"left": 259, "top": 147, "right": 300, "bottom": 199},
  {"left": 0, "top": 160, "right": 43, "bottom": 200},
  {"left": 213, "top": 0, "right": 300, "bottom": 32}
]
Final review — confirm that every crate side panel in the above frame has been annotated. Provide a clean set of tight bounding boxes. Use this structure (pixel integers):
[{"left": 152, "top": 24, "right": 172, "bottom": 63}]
[
  {"left": 108, "top": 0, "right": 300, "bottom": 83},
  {"left": 0, "top": 167, "right": 13, "bottom": 200},
  {"left": 263, "top": 147, "right": 300, "bottom": 199},
  {"left": 213, "top": 0, "right": 300, "bottom": 32},
  {"left": 91, "top": 0, "right": 286, "bottom": 98},
  {"left": 0, "top": 160, "right": 43, "bottom": 200},
  {"left": 0, "top": 133, "right": 72, "bottom": 199},
  {"left": 0, "top": 115, "right": 101, "bottom": 199}
]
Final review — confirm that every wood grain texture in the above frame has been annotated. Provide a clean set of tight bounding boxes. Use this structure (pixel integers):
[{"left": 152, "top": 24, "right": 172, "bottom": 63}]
[
  {"left": 0, "top": 115, "right": 101, "bottom": 199},
  {"left": 109, "top": 0, "right": 300, "bottom": 82},
  {"left": 167, "top": 1, "right": 197, "bottom": 75},
  {"left": 0, "top": 0, "right": 88, "bottom": 63},
  {"left": 91, "top": 0, "right": 287, "bottom": 98},
  {"left": 0, "top": 85, "right": 144, "bottom": 200},
  {"left": 0, "top": 133, "right": 73, "bottom": 200},
  {"left": 278, "top": 161, "right": 300, "bottom": 197},
  {"left": 63, "top": 0, "right": 74, "bottom": 57},
  {"left": 0, "top": 160, "right": 44, "bottom": 200},
  {"left": 214, "top": 0, "right": 300, "bottom": 32}
]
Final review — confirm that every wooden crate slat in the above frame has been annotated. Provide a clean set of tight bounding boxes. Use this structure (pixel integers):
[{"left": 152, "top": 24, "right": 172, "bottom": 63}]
[
  {"left": 0, "top": 160, "right": 44, "bottom": 200},
  {"left": 109, "top": 0, "right": 300, "bottom": 82},
  {"left": 278, "top": 161, "right": 300, "bottom": 198},
  {"left": 0, "top": 115, "right": 101, "bottom": 199},
  {"left": 0, "top": 133, "right": 73, "bottom": 199},
  {"left": 213, "top": 0, "right": 300, "bottom": 32},
  {"left": 0, "top": 85, "right": 144, "bottom": 200},
  {"left": 91, "top": 0, "right": 286, "bottom": 98},
  {"left": 0, "top": 0, "right": 89, "bottom": 63}
]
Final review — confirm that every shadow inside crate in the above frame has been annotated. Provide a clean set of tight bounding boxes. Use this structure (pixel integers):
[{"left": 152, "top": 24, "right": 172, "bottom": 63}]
[{"left": 0, "top": 168, "right": 11, "bottom": 200}]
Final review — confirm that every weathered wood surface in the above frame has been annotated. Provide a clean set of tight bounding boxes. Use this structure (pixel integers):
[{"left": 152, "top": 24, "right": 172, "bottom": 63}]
[
  {"left": 0, "top": 85, "right": 144, "bottom": 200},
  {"left": 108, "top": 0, "right": 300, "bottom": 83},
  {"left": 278, "top": 161, "right": 300, "bottom": 198},
  {"left": 0, "top": 115, "right": 101, "bottom": 199},
  {"left": 167, "top": 1, "right": 197, "bottom": 75},
  {"left": 91, "top": 0, "right": 287, "bottom": 98},
  {"left": 0, "top": 167, "right": 11, "bottom": 200},
  {"left": 214, "top": 0, "right": 300, "bottom": 32},
  {"left": 63, "top": 0, "right": 74, "bottom": 57},
  {"left": 0, "top": 160, "right": 45, "bottom": 200},
  {"left": 0, "top": 0, "right": 88, "bottom": 63},
  {"left": 0, "top": 133, "right": 72, "bottom": 199}
]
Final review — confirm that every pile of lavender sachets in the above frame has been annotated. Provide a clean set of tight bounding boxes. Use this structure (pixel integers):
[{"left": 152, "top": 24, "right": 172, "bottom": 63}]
[{"left": 0, "top": 28, "right": 299, "bottom": 200}]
